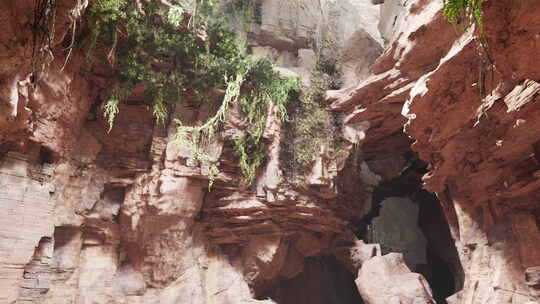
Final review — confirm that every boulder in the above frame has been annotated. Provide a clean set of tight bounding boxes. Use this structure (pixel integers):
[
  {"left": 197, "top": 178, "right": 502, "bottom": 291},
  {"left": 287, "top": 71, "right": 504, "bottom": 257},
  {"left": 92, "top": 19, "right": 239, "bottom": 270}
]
[{"left": 356, "top": 253, "right": 435, "bottom": 304}]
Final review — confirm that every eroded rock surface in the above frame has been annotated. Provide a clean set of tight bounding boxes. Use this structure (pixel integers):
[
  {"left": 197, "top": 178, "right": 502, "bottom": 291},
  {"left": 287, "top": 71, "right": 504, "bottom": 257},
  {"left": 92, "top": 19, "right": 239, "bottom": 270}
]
[
  {"left": 0, "top": 0, "right": 382, "bottom": 303},
  {"left": 2, "top": 0, "right": 540, "bottom": 303},
  {"left": 329, "top": 0, "right": 540, "bottom": 303}
]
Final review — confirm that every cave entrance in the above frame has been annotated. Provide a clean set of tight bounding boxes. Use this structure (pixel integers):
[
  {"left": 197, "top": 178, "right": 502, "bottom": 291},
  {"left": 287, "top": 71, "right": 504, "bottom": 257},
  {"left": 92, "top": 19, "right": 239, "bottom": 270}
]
[
  {"left": 260, "top": 256, "right": 364, "bottom": 304},
  {"left": 361, "top": 156, "right": 464, "bottom": 303}
]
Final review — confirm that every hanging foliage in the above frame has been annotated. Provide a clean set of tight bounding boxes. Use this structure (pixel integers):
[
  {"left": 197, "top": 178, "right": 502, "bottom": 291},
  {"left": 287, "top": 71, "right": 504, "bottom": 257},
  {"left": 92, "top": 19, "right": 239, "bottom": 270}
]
[
  {"left": 86, "top": 0, "right": 299, "bottom": 186},
  {"left": 443, "top": 0, "right": 484, "bottom": 33}
]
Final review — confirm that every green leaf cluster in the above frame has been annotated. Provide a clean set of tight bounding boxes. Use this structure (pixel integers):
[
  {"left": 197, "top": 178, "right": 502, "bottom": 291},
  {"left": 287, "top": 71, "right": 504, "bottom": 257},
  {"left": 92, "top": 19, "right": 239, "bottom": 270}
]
[
  {"left": 87, "top": 0, "right": 299, "bottom": 186},
  {"left": 443, "top": 0, "right": 484, "bottom": 33},
  {"left": 175, "top": 57, "right": 300, "bottom": 187},
  {"left": 278, "top": 38, "right": 344, "bottom": 183},
  {"left": 89, "top": 0, "right": 239, "bottom": 128},
  {"left": 235, "top": 58, "right": 300, "bottom": 185},
  {"left": 280, "top": 72, "right": 343, "bottom": 182}
]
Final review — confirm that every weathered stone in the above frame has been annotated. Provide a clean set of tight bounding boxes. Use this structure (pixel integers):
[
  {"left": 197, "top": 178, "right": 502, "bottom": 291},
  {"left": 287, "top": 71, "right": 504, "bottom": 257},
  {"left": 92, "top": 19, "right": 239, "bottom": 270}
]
[
  {"left": 0, "top": 152, "right": 55, "bottom": 303},
  {"left": 356, "top": 253, "right": 435, "bottom": 304},
  {"left": 525, "top": 267, "right": 540, "bottom": 300},
  {"left": 370, "top": 197, "right": 427, "bottom": 270},
  {"left": 2, "top": 0, "right": 539, "bottom": 302},
  {"left": 326, "top": 0, "right": 540, "bottom": 302},
  {"left": 349, "top": 240, "right": 381, "bottom": 269}
]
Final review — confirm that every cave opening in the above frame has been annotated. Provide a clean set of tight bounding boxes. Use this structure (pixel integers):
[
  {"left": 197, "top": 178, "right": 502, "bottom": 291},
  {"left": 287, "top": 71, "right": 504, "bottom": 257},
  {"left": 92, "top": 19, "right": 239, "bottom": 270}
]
[
  {"left": 414, "top": 189, "right": 463, "bottom": 303},
  {"left": 37, "top": 146, "right": 55, "bottom": 165},
  {"left": 358, "top": 155, "right": 464, "bottom": 303},
  {"left": 52, "top": 226, "right": 82, "bottom": 270},
  {"left": 260, "top": 256, "right": 364, "bottom": 304}
]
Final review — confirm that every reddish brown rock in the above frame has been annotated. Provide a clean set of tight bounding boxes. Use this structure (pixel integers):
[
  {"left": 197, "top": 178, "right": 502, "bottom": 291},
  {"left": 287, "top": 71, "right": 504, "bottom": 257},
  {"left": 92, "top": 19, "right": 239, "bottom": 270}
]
[
  {"left": 0, "top": 150, "right": 55, "bottom": 303},
  {"left": 328, "top": 0, "right": 540, "bottom": 302},
  {"left": 3, "top": 0, "right": 539, "bottom": 302}
]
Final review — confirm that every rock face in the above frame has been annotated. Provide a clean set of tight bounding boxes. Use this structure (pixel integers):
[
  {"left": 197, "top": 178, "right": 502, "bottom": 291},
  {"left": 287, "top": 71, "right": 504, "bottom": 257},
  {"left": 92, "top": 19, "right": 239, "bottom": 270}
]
[
  {"left": 0, "top": 0, "right": 383, "bottom": 303},
  {"left": 1, "top": 0, "right": 540, "bottom": 304},
  {"left": 0, "top": 151, "right": 55, "bottom": 303},
  {"left": 525, "top": 267, "right": 540, "bottom": 302},
  {"left": 328, "top": 0, "right": 540, "bottom": 303},
  {"left": 249, "top": 0, "right": 383, "bottom": 87}
]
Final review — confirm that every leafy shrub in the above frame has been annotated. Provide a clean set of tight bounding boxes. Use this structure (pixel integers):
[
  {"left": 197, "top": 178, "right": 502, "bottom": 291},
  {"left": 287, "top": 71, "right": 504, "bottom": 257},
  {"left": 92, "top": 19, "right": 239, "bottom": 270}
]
[
  {"left": 175, "top": 57, "right": 300, "bottom": 187},
  {"left": 85, "top": 0, "right": 299, "bottom": 186},
  {"left": 280, "top": 72, "right": 344, "bottom": 182}
]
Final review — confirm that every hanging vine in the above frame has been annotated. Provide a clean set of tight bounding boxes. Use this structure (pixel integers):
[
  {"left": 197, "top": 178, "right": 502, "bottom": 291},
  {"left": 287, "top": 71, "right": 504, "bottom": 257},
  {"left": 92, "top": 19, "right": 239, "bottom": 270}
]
[
  {"left": 31, "top": 0, "right": 57, "bottom": 81},
  {"left": 443, "top": 0, "right": 484, "bottom": 33},
  {"left": 85, "top": 0, "right": 299, "bottom": 186}
]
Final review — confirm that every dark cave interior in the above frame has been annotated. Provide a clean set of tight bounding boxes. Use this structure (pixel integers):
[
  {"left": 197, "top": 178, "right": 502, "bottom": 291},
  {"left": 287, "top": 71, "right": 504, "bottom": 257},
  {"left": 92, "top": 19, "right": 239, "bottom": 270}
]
[
  {"left": 360, "top": 155, "right": 464, "bottom": 303},
  {"left": 255, "top": 155, "right": 464, "bottom": 304},
  {"left": 263, "top": 256, "right": 364, "bottom": 304}
]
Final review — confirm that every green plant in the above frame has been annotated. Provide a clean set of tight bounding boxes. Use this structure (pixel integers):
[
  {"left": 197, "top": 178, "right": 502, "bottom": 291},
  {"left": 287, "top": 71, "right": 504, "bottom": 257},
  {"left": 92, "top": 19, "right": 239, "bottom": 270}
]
[
  {"left": 86, "top": 0, "right": 298, "bottom": 186},
  {"left": 234, "top": 135, "right": 266, "bottom": 186},
  {"left": 174, "top": 57, "right": 299, "bottom": 187},
  {"left": 173, "top": 70, "right": 245, "bottom": 188},
  {"left": 443, "top": 0, "right": 484, "bottom": 33},
  {"left": 443, "top": 0, "right": 495, "bottom": 97},
  {"left": 87, "top": 0, "right": 238, "bottom": 126},
  {"left": 280, "top": 72, "right": 341, "bottom": 181},
  {"left": 234, "top": 58, "right": 300, "bottom": 185},
  {"left": 278, "top": 28, "right": 345, "bottom": 182}
]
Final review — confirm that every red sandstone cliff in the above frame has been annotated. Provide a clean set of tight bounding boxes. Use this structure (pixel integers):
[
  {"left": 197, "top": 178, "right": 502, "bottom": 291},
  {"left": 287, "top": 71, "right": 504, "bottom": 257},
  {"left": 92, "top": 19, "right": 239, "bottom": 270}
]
[
  {"left": 328, "top": 0, "right": 540, "bottom": 302},
  {"left": 0, "top": 0, "right": 539, "bottom": 303}
]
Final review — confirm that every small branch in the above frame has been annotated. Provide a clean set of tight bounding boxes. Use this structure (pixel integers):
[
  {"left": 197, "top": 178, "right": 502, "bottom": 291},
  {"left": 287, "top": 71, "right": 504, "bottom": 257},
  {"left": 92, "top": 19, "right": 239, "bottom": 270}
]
[{"left": 61, "top": 18, "right": 77, "bottom": 71}]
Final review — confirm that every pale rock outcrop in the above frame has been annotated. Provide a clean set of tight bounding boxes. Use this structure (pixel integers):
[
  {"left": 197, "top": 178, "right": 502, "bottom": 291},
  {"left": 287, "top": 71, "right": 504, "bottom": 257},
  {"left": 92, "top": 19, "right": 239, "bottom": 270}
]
[
  {"left": 349, "top": 240, "right": 381, "bottom": 269},
  {"left": 0, "top": 150, "right": 55, "bottom": 303},
  {"left": 356, "top": 253, "right": 435, "bottom": 304},
  {"left": 377, "top": 0, "right": 408, "bottom": 46},
  {"left": 250, "top": 0, "right": 384, "bottom": 87},
  {"left": 525, "top": 267, "right": 540, "bottom": 302}
]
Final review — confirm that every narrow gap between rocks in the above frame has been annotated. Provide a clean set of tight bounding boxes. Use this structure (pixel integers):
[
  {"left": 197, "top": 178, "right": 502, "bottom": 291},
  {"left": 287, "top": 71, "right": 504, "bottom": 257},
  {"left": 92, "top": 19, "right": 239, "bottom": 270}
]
[
  {"left": 359, "top": 154, "right": 464, "bottom": 304},
  {"left": 533, "top": 140, "right": 540, "bottom": 163},
  {"left": 38, "top": 146, "right": 54, "bottom": 165}
]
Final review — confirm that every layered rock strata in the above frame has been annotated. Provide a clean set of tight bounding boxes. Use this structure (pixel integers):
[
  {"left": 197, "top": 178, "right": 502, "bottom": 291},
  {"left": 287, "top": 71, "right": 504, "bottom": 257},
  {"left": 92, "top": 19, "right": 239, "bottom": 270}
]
[{"left": 2, "top": 0, "right": 539, "bottom": 303}]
